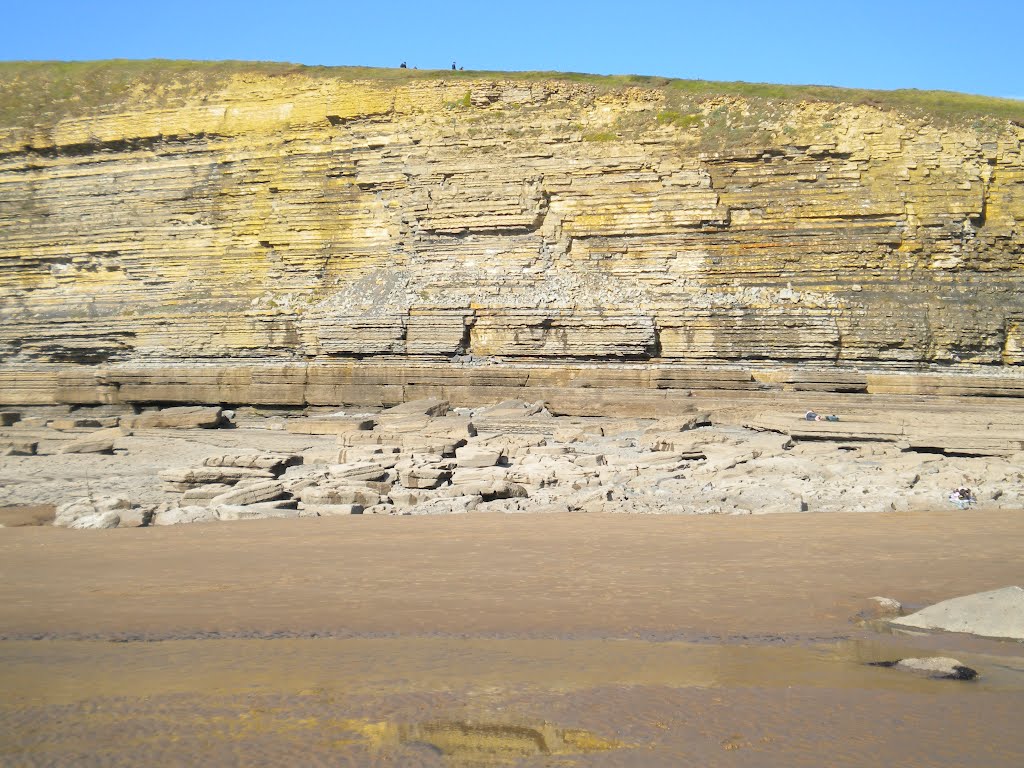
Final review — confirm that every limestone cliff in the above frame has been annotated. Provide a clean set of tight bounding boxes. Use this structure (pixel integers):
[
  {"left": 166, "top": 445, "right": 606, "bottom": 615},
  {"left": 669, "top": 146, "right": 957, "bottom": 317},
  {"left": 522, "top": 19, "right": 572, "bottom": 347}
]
[{"left": 1, "top": 62, "right": 1022, "bottom": 408}]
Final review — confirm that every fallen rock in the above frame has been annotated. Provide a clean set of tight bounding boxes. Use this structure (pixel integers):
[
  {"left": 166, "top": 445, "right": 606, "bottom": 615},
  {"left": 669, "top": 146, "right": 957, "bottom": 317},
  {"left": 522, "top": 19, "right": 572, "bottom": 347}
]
[
  {"left": 54, "top": 496, "right": 132, "bottom": 527},
  {"left": 209, "top": 480, "right": 287, "bottom": 507},
  {"left": 182, "top": 483, "right": 235, "bottom": 502},
  {"left": 890, "top": 586, "right": 1024, "bottom": 640},
  {"left": 48, "top": 417, "right": 118, "bottom": 431},
  {"left": 151, "top": 506, "right": 219, "bottom": 525},
  {"left": 381, "top": 398, "right": 450, "bottom": 418},
  {"left": 406, "top": 495, "right": 481, "bottom": 515},
  {"left": 67, "top": 511, "right": 120, "bottom": 529},
  {"left": 299, "top": 485, "right": 381, "bottom": 507},
  {"left": 118, "top": 505, "right": 156, "bottom": 527},
  {"left": 399, "top": 466, "right": 452, "bottom": 489},
  {"left": 202, "top": 453, "right": 303, "bottom": 473},
  {"left": 0, "top": 439, "right": 37, "bottom": 456},
  {"left": 286, "top": 416, "right": 375, "bottom": 435},
  {"left": 158, "top": 466, "right": 276, "bottom": 486},
  {"left": 214, "top": 502, "right": 302, "bottom": 521},
  {"left": 327, "top": 462, "right": 392, "bottom": 483},
  {"left": 455, "top": 445, "right": 503, "bottom": 468},
  {"left": 123, "top": 406, "right": 223, "bottom": 429},
  {"left": 852, "top": 596, "right": 904, "bottom": 623},
  {"left": 299, "top": 503, "right": 366, "bottom": 516},
  {"left": 57, "top": 427, "right": 129, "bottom": 454},
  {"left": 869, "top": 657, "right": 978, "bottom": 681}
]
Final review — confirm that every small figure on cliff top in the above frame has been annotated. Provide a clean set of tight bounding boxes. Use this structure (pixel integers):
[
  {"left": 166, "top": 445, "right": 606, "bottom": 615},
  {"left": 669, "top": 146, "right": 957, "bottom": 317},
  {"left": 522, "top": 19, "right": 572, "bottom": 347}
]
[
  {"left": 452, "top": 61, "right": 457, "bottom": 70},
  {"left": 400, "top": 61, "right": 407, "bottom": 69}
]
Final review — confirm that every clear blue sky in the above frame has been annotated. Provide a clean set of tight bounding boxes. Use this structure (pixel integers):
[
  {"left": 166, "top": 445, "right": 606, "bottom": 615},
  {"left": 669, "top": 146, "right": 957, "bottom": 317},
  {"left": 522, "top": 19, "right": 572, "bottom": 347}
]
[{"left": 3, "top": 0, "right": 1022, "bottom": 99}]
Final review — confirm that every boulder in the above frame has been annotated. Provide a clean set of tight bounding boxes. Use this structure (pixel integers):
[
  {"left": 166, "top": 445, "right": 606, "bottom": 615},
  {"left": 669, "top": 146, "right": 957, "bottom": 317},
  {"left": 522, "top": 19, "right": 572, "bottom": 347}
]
[
  {"left": 381, "top": 398, "right": 450, "bottom": 418},
  {"left": 0, "top": 411, "right": 21, "bottom": 426},
  {"left": 299, "top": 504, "right": 366, "bottom": 516},
  {"left": 327, "top": 461, "right": 392, "bottom": 483},
  {"left": 870, "top": 657, "right": 978, "bottom": 681},
  {"left": 117, "top": 505, "right": 156, "bottom": 527},
  {"left": 286, "top": 416, "right": 375, "bottom": 435},
  {"left": 0, "top": 439, "right": 37, "bottom": 456},
  {"left": 209, "top": 480, "right": 287, "bottom": 507},
  {"left": 214, "top": 502, "right": 302, "bottom": 521},
  {"left": 151, "top": 506, "right": 219, "bottom": 525},
  {"left": 299, "top": 485, "right": 381, "bottom": 507},
  {"left": 54, "top": 496, "right": 131, "bottom": 527},
  {"left": 475, "top": 400, "right": 548, "bottom": 418},
  {"left": 158, "top": 466, "right": 276, "bottom": 486},
  {"left": 525, "top": 444, "right": 570, "bottom": 456},
  {"left": 852, "top": 596, "right": 904, "bottom": 623},
  {"left": 123, "top": 406, "right": 223, "bottom": 429},
  {"left": 182, "top": 483, "right": 235, "bottom": 502},
  {"left": 57, "top": 427, "right": 129, "bottom": 454},
  {"left": 202, "top": 453, "right": 303, "bottom": 473},
  {"left": 406, "top": 495, "right": 481, "bottom": 515},
  {"left": 890, "top": 586, "right": 1024, "bottom": 640},
  {"left": 48, "top": 417, "right": 119, "bottom": 431},
  {"left": 68, "top": 511, "right": 120, "bottom": 529},
  {"left": 455, "top": 445, "right": 502, "bottom": 468},
  {"left": 399, "top": 466, "right": 452, "bottom": 489},
  {"left": 451, "top": 466, "right": 509, "bottom": 486},
  {"left": 336, "top": 445, "right": 401, "bottom": 463}
]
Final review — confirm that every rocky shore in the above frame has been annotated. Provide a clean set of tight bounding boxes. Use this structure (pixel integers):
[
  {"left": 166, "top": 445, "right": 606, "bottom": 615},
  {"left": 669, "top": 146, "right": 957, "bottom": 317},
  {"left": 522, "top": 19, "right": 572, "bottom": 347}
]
[{"left": 2, "top": 393, "right": 1021, "bottom": 527}]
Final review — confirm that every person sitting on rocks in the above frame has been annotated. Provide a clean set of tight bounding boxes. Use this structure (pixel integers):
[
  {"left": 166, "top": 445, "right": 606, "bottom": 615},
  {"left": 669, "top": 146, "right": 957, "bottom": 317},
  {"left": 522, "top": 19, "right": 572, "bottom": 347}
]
[{"left": 948, "top": 488, "right": 976, "bottom": 509}]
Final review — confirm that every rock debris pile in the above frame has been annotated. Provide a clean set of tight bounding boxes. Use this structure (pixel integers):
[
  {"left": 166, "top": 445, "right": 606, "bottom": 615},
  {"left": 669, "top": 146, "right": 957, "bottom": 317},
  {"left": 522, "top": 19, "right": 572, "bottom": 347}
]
[{"left": 3, "top": 396, "right": 1017, "bottom": 528}]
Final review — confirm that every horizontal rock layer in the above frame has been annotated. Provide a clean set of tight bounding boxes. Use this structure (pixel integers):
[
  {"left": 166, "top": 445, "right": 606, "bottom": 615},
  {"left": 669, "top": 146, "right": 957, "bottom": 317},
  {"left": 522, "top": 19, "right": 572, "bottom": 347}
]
[{"left": 1, "top": 64, "right": 1022, "bottom": 404}]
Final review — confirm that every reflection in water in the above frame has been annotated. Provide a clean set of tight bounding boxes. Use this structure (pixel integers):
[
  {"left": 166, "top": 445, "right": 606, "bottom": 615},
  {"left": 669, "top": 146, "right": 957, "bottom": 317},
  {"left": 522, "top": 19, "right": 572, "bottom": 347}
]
[
  {"left": 1, "top": 637, "right": 1023, "bottom": 766},
  {"left": 380, "top": 720, "right": 621, "bottom": 765}
]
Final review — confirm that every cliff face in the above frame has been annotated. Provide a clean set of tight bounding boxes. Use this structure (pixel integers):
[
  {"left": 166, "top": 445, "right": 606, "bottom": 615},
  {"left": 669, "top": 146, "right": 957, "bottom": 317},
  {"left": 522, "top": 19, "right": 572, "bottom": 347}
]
[{"left": 1, "top": 64, "right": 1022, "bottom": 407}]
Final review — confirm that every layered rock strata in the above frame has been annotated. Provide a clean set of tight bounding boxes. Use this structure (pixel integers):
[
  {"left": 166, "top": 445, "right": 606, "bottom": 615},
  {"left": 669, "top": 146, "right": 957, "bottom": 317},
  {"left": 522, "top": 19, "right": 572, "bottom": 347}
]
[{"left": 1, "top": 64, "right": 1022, "bottom": 407}]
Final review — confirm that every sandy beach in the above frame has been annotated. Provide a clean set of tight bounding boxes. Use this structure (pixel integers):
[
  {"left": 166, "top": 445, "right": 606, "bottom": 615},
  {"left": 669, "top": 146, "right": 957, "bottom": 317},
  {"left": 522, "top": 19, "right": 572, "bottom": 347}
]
[{"left": 2, "top": 511, "right": 1022, "bottom": 766}]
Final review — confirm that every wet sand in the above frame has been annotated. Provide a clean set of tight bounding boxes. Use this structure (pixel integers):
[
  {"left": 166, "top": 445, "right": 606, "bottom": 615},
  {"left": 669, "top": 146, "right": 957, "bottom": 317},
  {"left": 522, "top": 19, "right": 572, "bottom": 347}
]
[{"left": 2, "top": 511, "right": 1023, "bottom": 765}]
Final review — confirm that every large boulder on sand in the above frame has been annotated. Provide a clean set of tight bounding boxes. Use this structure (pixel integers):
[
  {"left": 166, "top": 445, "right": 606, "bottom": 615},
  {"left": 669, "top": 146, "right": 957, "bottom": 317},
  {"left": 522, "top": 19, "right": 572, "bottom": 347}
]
[
  {"left": 890, "top": 586, "right": 1024, "bottom": 640},
  {"left": 151, "top": 506, "right": 219, "bottom": 525},
  {"left": 54, "top": 496, "right": 131, "bottom": 527},
  {"left": 68, "top": 511, "right": 121, "bottom": 529}
]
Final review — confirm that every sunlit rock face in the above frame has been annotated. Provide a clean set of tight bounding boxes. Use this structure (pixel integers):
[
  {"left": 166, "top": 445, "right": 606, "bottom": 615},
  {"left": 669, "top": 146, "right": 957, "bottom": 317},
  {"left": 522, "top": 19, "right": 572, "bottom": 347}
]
[{"left": 1, "top": 64, "right": 1022, "bottom": 406}]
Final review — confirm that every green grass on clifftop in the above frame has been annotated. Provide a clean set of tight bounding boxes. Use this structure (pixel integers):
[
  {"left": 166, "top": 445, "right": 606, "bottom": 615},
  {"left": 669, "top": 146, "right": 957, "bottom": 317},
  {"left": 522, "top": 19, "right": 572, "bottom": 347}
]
[{"left": 2, "top": 59, "right": 1023, "bottom": 128}]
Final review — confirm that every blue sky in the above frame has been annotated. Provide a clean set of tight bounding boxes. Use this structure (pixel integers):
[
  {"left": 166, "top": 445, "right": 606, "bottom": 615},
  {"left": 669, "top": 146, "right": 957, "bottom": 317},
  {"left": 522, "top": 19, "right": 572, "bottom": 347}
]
[{"left": 3, "top": 1, "right": 1022, "bottom": 99}]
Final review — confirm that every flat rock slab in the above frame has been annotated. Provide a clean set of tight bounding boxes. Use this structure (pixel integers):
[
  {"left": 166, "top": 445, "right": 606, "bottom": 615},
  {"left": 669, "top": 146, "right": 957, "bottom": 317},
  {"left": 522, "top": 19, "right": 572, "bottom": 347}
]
[
  {"left": 891, "top": 586, "right": 1024, "bottom": 640},
  {"left": 123, "top": 406, "right": 223, "bottom": 429},
  {"left": 286, "top": 417, "right": 375, "bottom": 435},
  {"left": 381, "top": 398, "right": 449, "bottom": 417}
]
